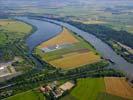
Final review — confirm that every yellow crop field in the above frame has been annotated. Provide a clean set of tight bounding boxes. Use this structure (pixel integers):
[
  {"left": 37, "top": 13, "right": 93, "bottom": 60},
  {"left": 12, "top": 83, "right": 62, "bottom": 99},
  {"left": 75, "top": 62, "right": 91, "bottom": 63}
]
[
  {"left": 39, "top": 28, "right": 79, "bottom": 48},
  {"left": 49, "top": 52, "right": 101, "bottom": 69},
  {"left": 104, "top": 77, "right": 133, "bottom": 99}
]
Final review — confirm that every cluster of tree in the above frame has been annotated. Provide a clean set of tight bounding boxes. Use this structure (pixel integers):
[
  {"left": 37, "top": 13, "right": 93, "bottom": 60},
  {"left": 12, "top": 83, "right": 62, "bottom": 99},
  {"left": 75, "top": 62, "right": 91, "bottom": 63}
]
[{"left": 69, "top": 21, "right": 133, "bottom": 48}]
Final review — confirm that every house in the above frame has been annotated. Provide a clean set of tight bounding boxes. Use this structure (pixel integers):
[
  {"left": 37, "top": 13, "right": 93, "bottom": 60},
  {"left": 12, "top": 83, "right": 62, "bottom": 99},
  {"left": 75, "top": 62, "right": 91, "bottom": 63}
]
[
  {"left": 40, "top": 85, "right": 52, "bottom": 93},
  {"left": 0, "top": 64, "right": 11, "bottom": 77},
  {"left": 49, "top": 81, "right": 58, "bottom": 89},
  {"left": 52, "top": 81, "right": 75, "bottom": 98},
  {"left": 40, "top": 81, "right": 75, "bottom": 98},
  {"left": 52, "top": 88, "right": 64, "bottom": 98}
]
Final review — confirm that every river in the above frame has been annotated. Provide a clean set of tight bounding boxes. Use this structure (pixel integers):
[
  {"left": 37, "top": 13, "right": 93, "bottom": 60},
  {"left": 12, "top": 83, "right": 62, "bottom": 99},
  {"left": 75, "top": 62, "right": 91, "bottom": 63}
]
[
  {"left": 17, "top": 17, "right": 133, "bottom": 76},
  {"left": 16, "top": 17, "right": 62, "bottom": 51}
]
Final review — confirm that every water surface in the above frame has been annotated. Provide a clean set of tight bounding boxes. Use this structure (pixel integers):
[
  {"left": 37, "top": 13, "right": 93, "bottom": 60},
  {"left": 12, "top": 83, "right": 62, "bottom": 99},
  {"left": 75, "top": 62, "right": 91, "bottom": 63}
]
[{"left": 17, "top": 17, "right": 62, "bottom": 51}]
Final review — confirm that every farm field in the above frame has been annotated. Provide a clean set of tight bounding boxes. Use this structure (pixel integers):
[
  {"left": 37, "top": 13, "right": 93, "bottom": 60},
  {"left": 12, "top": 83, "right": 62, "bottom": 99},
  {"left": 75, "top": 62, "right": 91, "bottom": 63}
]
[
  {"left": 61, "top": 77, "right": 133, "bottom": 100},
  {"left": 49, "top": 51, "right": 100, "bottom": 69},
  {"left": 35, "top": 28, "right": 101, "bottom": 69},
  {"left": 69, "top": 78, "right": 105, "bottom": 100},
  {"left": 6, "top": 90, "right": 45, "bottom": 100},
  {"left": 0, "top": 19, "right": 32, "bottom": 45},
  {"left": 104, "top": 77, "right": 133, "bottom": 100},
  {"left": 39, "top": 28, "right": 78, "bottom": 48},
  {"left": 0, "top": 19, "right": 32, "bottom": 33}
]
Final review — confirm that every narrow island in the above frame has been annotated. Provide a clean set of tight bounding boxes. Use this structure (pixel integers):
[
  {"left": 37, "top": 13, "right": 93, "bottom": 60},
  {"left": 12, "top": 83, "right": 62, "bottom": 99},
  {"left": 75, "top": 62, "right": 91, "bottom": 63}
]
[{"left": 34, "top": 28, "right": 101, "bottom": 69}]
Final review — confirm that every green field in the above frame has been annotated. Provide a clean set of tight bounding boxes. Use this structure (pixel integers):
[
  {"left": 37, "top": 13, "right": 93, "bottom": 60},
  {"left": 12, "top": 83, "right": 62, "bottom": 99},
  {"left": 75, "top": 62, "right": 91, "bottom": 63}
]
[
  {"left": 0, "top": 32, "right": 7, "bottom": 45},
  {"left": 97, "top": 92, "right": 126, "bottom": 100},
  {"left": 6, "top": 90, "right": 45, "bottom": 100},
  {"left": 71, "top": 78, "right": 105, "bottom": 100}
]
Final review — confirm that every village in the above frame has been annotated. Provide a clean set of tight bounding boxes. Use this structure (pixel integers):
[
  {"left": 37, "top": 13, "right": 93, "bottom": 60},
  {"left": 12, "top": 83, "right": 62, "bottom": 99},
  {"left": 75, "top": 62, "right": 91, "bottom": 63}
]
[{"left": 40, "top": 81, "right": 75, "bottom": 99}]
